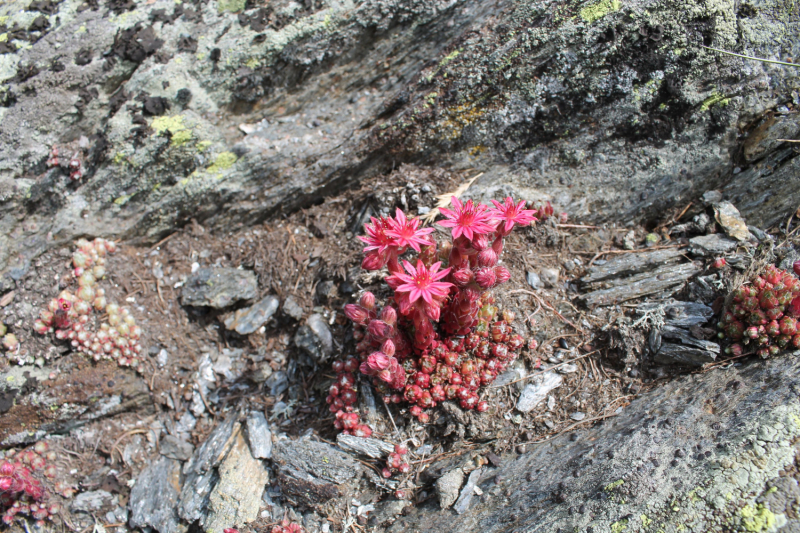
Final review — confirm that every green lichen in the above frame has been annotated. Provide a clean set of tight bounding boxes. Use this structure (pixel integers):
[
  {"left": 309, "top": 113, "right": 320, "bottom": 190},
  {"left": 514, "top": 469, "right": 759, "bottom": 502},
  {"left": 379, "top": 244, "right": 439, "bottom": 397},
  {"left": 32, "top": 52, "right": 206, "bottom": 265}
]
[
  {"left": 605, "top": 480, "right": 625, "bottom": 491},
  {"left": 196, "top": 140, "right": 213, "bottom": 152},
  {"left": 0, "top": 34, "right": 7, "bottom": 43},
  {"left": 700, "top": 92, "right": 730, "bottom": 111},
  {"left": 611, "top": 518, "right": 628, "bottom": 532},
  {"left": 218, "top": 0, "right": 246, "bottom": 13},
  {"left": 114, "top": 194, "right": 132, "bottom": 206},
  {"left": 579, "top": 0, "right": 621, "bottom": 23},
  {"left": 740, "top": 504, "right": 777, "bottom": 532},
  {"left": 640, "top": 515, "right": 652, "bottom": 528},
  {"left": 206, "top": 152, "right": 238, "bottom": 175}
]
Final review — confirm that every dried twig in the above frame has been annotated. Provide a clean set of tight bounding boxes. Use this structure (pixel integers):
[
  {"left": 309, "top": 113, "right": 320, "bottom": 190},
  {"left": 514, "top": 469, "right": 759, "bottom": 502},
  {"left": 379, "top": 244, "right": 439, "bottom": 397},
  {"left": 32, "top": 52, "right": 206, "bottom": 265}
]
[
  {"left": 491, "top": 350, "right": 598, "bottom": 388},
  {"left": 420, "top": 172, "right": 483, "bottom": 224},
  {"left": 508, "top": 289, "right": 587, "bottom": 333},
  {"left": 701, "top": 45, "right": 800, "bottom": 68}
]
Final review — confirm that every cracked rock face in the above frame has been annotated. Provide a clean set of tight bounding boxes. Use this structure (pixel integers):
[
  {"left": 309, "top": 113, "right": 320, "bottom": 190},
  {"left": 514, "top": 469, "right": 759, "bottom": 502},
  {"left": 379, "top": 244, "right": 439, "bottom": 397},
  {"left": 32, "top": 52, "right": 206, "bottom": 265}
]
[
  {"left": 1, "top": 0, "right": 797, "bottom": 285},
  {"left": 386, "top": 355, "right": 800, "bottom": 533}
]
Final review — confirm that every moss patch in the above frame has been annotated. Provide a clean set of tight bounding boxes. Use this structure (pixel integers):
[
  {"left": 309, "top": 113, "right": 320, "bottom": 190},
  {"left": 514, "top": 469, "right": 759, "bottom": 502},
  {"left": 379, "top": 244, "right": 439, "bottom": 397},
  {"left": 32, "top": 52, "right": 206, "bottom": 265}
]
[
  {"left": 580, "top": 0, "right": 622, "bottom": 23},
  {"left": 700, "top": 92, "right": 730, "bottom": 112}
]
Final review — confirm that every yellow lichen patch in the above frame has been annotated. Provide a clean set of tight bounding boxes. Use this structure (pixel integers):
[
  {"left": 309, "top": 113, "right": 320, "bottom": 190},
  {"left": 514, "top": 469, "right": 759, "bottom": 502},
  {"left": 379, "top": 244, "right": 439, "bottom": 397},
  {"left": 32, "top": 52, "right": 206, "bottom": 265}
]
[
  {"left": 700, "top": 92, "right": 730, "bottom": 111},
  {"left": 740, "top": 504, "right": 778, "bottom": 532},
  {"left": 246, "top": 57, "right": 260, "bottom": 69},
  {"left": 0, "top": 34, "right": 7, "bottom": 43},
  {"left": 196, "top": 140, "right": 213, "bottom": 152},
  {"left": 440, "top": 100, "right": 487, "bottom": 141},
  {"left": 206, "top": 152, "right": 238, "bottom": 176},
  {"left": 218, "top": 0, "right": 246, "bottom": 13},
  {"left": 151, "top": 115, "right": 193, "bottom": 146},
  {"left": 439, "top": 49, "right": 460, "bottom": 67},
  {"left": 114, "top": 194, "right": 132, "bottom": 206},
  {"left": 605, "top": 480, "right": 624, "bottom": 491},
  {"left": 611, "top": 518, "right": 628, "bottom": 532},
  {"left": 640, "top": 515, "right": 652, "bottom": 528},
  {"left": 580, "top": 0, "right": 621, "bottom": 23}
]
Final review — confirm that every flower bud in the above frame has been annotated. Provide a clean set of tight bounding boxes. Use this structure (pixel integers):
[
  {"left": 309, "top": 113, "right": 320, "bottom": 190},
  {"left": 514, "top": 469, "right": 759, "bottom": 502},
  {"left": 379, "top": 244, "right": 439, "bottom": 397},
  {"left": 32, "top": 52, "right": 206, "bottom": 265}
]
[
  {"left": 477, "top": 248, "right": 498, "bottom": 267},
  {"left": 367, "top": 320, "right": 392, "bottom": 342},
  {"left": 494, "top": 265, "right": 511, "bottom": 284},
  {"left": 359, "top": 292, "right": 376, "bottom": 310},
  {"left": 367, "top": 351, "right": 391, "bottom": 371},
  {"left": 452, "top": 268, "right": 473, "bottom": 286},
  {"left": 471, "top": 234, "right": 489, "bottom": 251},
  {"left": 475, "top": 267, "right": 496, "bottom": 289},
  {"left": 362, "top": 252, "right": 386, "bottom": 271},
  {"left": 344, "top": 304, "right": 369, "bottom": 325},
  {"left": 380, "top": 306, "right": 397, "bottom": 326},
  {"left": 381, "top": 339, "right": 396, "bottom": 357}
]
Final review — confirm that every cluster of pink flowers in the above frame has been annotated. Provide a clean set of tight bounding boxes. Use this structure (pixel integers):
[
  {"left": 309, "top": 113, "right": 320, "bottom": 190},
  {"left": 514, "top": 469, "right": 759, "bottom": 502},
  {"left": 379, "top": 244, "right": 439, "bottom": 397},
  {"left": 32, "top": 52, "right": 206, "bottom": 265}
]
[
  {"left": 32, "top": 238, "right": 144, "bottom": 369},
  {"left": 0, "top": 442, "right": 70, "bottom": 527},
  {"left": 336, "top": 197, "right": 535, "bottom": 429},
  {"left": 46, "top": 146, "right": 84, "bottom": 181},
  {"left": 718, "top": 262, "right": 800, "bottom": 358}
]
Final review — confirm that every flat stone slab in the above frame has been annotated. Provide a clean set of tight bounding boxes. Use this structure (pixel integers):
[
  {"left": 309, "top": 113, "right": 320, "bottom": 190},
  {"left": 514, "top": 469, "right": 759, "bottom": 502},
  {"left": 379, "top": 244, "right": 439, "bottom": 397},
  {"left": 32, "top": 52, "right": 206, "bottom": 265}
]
[
  {"left": 129, "top": 456, "right": 185, "bottom": 533},
  {"left": 205, "top": 431, "right": 269, "bottom": 533},
  {"left": 181, "top": 268, "right": 258, "bottom": 309},
  {"left": 689, "top": 234, "right": 740, "bottom": 256},
  {"left": 224, "top": 295, "right": 279, "bottom": 335}
]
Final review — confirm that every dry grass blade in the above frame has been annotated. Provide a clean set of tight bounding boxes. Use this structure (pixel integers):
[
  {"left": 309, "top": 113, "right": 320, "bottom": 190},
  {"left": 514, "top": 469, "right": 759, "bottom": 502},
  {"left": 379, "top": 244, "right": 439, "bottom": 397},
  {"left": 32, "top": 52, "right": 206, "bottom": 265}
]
[
  {"left": 420, "top": 172, "right": 483, "bottom": 224},
  {"left": 701, "top": 45, "right": 800, "bottom": 68}
]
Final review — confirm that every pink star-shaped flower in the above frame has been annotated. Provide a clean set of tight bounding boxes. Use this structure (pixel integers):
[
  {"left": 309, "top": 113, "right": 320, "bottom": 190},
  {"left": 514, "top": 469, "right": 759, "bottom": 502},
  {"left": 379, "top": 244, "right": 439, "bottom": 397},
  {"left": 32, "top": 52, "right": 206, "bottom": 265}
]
[
  {"left": 358, "top": 216, "right": 397, "bottom": 256},
  {"left": 385, "top": 208, "right": 434, "bottom": 252},
  {"left": 387, "top": 260, "right": 452, "bottom": 320},
  {"left": 436, "top": 197, "right": 496, "bottom": 241},
  {"left": 490, "top": 197, "right": 538, "bottom": 234}
]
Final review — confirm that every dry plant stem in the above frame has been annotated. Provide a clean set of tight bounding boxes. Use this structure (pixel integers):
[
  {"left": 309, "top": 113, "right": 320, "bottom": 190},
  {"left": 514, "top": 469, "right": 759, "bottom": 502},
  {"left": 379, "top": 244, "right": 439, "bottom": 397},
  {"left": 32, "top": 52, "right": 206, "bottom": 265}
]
[
  {"left": 556, "top": 224, "right": 600, "bottom": 229},
  {"left": 491, "top": 350, "right": 598, "bottom": 388},
  {"left": 509, "top": 289, "right": 587, "bottom": 333},
  {"left": 700, "top": 45, "right": 800, "bottom": 67},
  {"left": 109, "top": 428, "right": 151, "bottom": 464},
  {"left": 381, "top": 395, "right": 399, "bottom": 434}
]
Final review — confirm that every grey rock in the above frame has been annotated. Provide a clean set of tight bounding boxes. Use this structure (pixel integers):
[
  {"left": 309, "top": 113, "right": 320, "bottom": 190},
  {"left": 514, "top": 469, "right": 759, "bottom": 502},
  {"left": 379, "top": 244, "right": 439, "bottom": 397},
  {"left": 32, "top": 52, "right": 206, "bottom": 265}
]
[
  {"left": 389, "top": 349, "right": 800, "bottom": 533},
  {"left": 71, "top": 489, "right": 113, "bottom": 513},
  {"left": 250, "top": 363, "right": 273, "bottom": 383},
  {"left": 526, "top": 271, "right": 543, "bottom": 289},
  {"left": 582, "top": 248, "right": 683, "bottom": 284},
  {"left": 181, "top": 268, "right": 258, "bottom": 309},
  {"left": 224, "top": 295, "right": 280, "bottom": 334},
  {"left": 371, "top": 500, "right": 410, "bottom": 526},
  {"left": 622, "top": 230, "right": 637, "bottom": 250},
  {"left": 689, "top": 234, "right": 741, "bottom": 256},
  {"left": 129, "top": 456, "right": 185, "bottom": 533},
  {"left": 266, "top": 371, "right": 289, "bottom": 396},
  {"left": 713, "top": 201, "right": 752, "bottom": 242},
  {"left": 556, "top": 363, "right": 578, "bottom": 374},
  {"left": 436, "top": 468, "right": 465, "bottom": 509},
  {"left": 294, "top": 314, "right": 333, "bottom": 362},
  {"left": 337, "top": 433, "right": 394, "bottom": 459},
  {"left": 160, "top": 434, "right": 194, "bottom": 461},
  {"left": 570, "top": 412, "right": 586, "bottom": 421},
  {"left": 282, "top": 295, "right": 305, "bottom": 321},
  {"left": 653, "top": 342, "right": 717, "bottom": 366},
  {"left": 179, "top": 412, "right": 240, "bottom": 523},
  {"left": 453, "top": 467, "right": 483, "bottom": 515},
  {"left": 702, "top": 190, "right": 724, "bottom": 205},
  {"left": 580, "top": 262, "right": 700, "bottom": 307},
  {"left": 540, "top": 268, "right": 560, "bottom": 288},
  {"left": 205, "top": 431, "right": 269, "bottom": 533},
  {"left": 315, "top": 281, "right": 338, "bottom": 304},
  {"left": 638, "top": 301, "right": 714, "bottom": 329},
  {"left": 272, "top": 437, "right": 363, "bottom": 509},
  {"left": 517, "top": 372, "right": 563, "bottom": 413},
  {"left": 245, "top": 411, "right": 273, "bottom": 460},
  {"left": 747, "top": 226, "right": 768, "bottom": 242}
]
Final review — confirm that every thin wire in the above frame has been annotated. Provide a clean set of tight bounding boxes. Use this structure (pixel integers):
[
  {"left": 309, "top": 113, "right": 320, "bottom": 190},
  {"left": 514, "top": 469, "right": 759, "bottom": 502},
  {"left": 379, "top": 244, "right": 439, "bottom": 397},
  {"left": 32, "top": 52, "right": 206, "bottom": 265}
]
[{"left": 701, "top": 45, "right": 800, "bottom": 68}]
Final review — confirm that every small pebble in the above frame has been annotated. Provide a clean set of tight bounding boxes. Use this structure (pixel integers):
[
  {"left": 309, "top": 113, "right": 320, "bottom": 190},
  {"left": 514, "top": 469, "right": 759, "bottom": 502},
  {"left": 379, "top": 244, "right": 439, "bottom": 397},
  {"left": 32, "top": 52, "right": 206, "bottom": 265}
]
[{"left": 570, "top": 412, "right": 586, "bottom": 421}]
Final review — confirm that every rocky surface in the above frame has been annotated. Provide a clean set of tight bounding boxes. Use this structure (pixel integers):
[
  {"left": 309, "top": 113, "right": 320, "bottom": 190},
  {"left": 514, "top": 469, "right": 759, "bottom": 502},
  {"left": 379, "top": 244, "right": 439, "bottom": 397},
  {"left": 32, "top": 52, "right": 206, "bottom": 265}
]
[
  {"left": 1, "top": 0, "right": 798, "bottom": 285},
  {"left": 386, "top": 353, "right": 800, "bottom": 532}
]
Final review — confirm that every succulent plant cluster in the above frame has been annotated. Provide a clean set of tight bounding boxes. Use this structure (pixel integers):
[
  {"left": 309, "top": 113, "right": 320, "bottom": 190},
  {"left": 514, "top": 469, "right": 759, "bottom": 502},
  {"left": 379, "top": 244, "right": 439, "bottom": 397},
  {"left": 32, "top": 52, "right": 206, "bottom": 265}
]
[
  {"left": 270, "top": 520, "right": 305, "bottom": 533},
  {"left": 718, "top": 262, "right": 800, "bottom": 358},
  {"left": 32, "top": 238, "right": 144, "bottom": 370},
  {"left": 0, "top": 442, "right": 72, "bottom": 527},
  {"left": 0, "top": 323, "right": 18, "bottom": 357},
  {"left": 331, "top": 197, "right": 534, "bottom": 429},
  {"left": 382, "top": 444, "right": 410, "bottom": 479}
]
